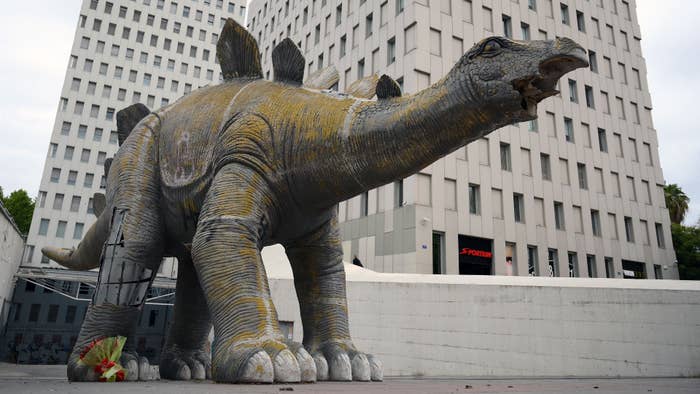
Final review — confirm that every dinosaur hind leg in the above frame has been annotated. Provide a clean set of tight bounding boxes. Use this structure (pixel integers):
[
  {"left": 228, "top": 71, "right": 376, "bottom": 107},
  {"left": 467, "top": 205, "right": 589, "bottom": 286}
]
[
  {"left": 68, "top": 115, "right": 164, "bottom": 382},
  {"left": 159, "top": 252, "right": 212, "bottom": 380}
]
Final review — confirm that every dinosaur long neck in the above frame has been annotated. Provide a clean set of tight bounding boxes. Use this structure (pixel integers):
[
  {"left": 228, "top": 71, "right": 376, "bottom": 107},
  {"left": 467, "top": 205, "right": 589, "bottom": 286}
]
[{"left": 323, "top": 72, "right": 509, "bottom": 205}]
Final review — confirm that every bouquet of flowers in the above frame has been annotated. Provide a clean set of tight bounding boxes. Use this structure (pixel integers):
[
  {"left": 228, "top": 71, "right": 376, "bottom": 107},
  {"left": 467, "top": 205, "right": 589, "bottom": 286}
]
[{"left": 78, "top": 336, "right": 127, "bottom": 382}]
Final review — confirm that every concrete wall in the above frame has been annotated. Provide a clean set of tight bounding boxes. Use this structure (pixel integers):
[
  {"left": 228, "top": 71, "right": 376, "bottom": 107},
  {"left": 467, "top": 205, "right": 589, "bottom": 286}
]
[
  {"left": 0, "top": 202, "right": 25, "bottom": 328},
  {"left": 262, "top": 247, "right": 700, "bottom": 378}
]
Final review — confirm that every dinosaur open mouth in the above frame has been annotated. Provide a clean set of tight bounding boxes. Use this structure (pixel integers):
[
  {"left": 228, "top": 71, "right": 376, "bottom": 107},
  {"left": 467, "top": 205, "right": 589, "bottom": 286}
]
[{"left": 513, "top": 51, "right": 589, "bottom": 117}]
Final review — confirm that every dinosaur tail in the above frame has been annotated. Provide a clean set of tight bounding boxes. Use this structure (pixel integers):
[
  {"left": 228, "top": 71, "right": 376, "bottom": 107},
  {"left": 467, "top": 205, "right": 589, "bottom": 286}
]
[{"left": 41, "top": 208, "right": 111, "bottom": 270}]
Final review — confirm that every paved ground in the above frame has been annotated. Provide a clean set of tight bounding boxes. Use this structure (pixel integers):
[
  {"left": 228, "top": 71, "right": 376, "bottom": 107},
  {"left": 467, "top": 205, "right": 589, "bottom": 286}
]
[{"left": 0, "top": 363, "right": 698, "bottom": 394}]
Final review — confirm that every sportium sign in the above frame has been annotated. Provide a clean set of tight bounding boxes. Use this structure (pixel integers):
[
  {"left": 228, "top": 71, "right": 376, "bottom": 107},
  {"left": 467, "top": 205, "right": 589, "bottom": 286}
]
[{"left": 458, "top": 235, "right": 493, "bottom": 275}]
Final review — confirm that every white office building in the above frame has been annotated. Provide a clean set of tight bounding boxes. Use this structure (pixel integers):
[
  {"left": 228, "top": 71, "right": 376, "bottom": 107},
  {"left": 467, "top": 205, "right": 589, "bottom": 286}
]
[
  {"left": 24, "top": 0, "right": 248, "bottom": 276},
  {"left": 248, "top": 0, "right": 678, "bottom": 279}
]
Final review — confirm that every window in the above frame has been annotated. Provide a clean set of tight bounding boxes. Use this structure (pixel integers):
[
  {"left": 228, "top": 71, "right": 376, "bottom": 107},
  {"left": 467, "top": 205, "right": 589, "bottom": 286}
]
[
  {"left": 469, "top": 184, "right": 480, "bottom": 215},
  {"left": 29, "top": 304, "right": 41, "bottom": 322},
  {"left": 588, "top": 50, "right": 598, "bottom": 73},
  {"left": 500, "top": 143, "right": 511, "bottom": 171},
  {"left": 611, "top": 172, "right": 621, "bottom": 197},
  {"left": 392, "top": 179, "right": 404, "bottom": 208},
  {"left": 577, "top": 163, "right": 587, "bottom": 190},
  {"left": 50, "top": 168, "right": 61, "bottom": 183},
  {"left": 56, "top": 221, "right": 67, "bottom": 238},
  {"left": 629, "top": 138, "right": 639, "bottom": 162},
  {"left": 48, "top": 143, "right": 57, "bottom": 158},
  {"left": 627, "top": 176, "right": 637, "bottom": 201},
  {"left": 568, "top": 252, "right": 578, "bottom": 277},
  {"left": 84, "top": 173, "right": 94, "bottom": 188},
  {"left": 560, "top": 3, "right": 569, "bottom": 25},
  {"left": 404, "top": 23, "right": 416, "bottom": 53},
  {"left": 64, "top": 145, "right": 74, "bottom": 160},
  {"left": 587, "top": 255, "right": 597, "bottom": 278},
  {"left": 576, "top": 10, "right": 585, "bottom": 32},
  {"left": 396, "top": 0, "right": 405, "bottom": 15},
  {"left": 521, "top": 148, "right": 532, "bottom": 176},
  {"left": 502, "top": 14, "right": 512, "bottom": 38},
  {"left": 513, "top": 193, "right": 524, "bottom": 223},
  {"left": 38, "top": 219, "right": 50, "bottom": 236},
  {"left": 339, "top": 35, "right": 347, "bottom": 57},
  {"left": 387, "top": 37, "right": 396, "bottom": 65},
  {"left": 528, "top": 119, "right": 538, "bottom": 132},
  {"left": 74, "top": 223, "right": 84, "bottom": 239},
  {"left": 540, "top": 153, "right": 551, "bottom": 180},
  {"left": 564, "top": 117, "right": 574, "bottom": 142},
  {"left": 65, "top": 305, "right": 77, "bottom": 324},
  {"left": 528, "top": 0, "right": 537, "bottom": 11},
  {"left": 591, "top": 210, "right": 601, "bottom": 236},
  {"left": 430, "top": 29, "right": 441, "bottom": 56},
  {"left": 640, "top": 219, "right": 650, "bottom": 245},
  {"left": 365, "top": 13, "right": 373, "bottom": 38},
  {"left": 573, "top": 205, "right": 584, "bottom": 233},
  {"left": 559, "top": 158, "right": 570, "bottom": 185},
  {"left": 547, "top": 249, "right": 559, "bottom": 277},
  {"left": 613, "top": 133, "right": 623, "bottom": 157},
  {"left": 594, "top": 167, "right": 605, "bottom": 194},
  {"left": 598, "top": 128, "right": 608, "bottom": 152},
  {"left": 81, "top": 149, "right": 91, "bottom": 163},
  {"left": 585, "top": 85, "right": 595, "bottom": 108},
  {"left": 624, "top": 216, "right": 634, "bottom": 242},
  {"left": 554, "top": 202, "right": 565, "bottom": 230},
  {"left": 605, "top": 257, "right": 614, "bottom": 278},
  {"left": 568, "top": 79, "right": 578, "bottom": 103},
  {"left": 483, "top": 6, "right": 493, "bottom": 31},
  {"left": 353, "top": 184, "right": 370, "bottom": 217},
  {"left": 527, "top": 246, "right": 538, "bottom": 276},
  {"left": 53, "top": 193, "right": 64, "bottom": 210},
  {"left": 148, "top": 310, "right": 159, "bottom": 327},
  {"left": 655, "top": 223, "right": 666, "bottom": 248},
  {"left": 70, "top": 196, "right": 81, "bottom": 212},
  {"left": 521, "top": 22, "right": 530, "bottom": 40}
]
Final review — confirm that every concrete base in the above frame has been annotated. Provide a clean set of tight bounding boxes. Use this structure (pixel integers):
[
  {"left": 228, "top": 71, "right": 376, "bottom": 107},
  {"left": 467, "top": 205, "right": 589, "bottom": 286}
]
[{"left": 0, "top": 363, "right": 699, "bottom": 394}]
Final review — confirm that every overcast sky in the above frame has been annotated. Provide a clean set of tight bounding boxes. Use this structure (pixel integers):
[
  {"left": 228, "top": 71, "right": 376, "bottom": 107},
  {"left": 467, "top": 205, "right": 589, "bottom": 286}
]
[{"left": 1, "top": 1, "right": 698, "bottom": 224}]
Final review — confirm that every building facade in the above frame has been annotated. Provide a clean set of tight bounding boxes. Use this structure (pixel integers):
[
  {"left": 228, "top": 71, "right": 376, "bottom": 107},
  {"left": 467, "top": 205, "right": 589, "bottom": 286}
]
[
  {"left": 24, "top": 0, "right": 247, "bottom": 276},
  {"left": 248, "top": 0, "right": 678, "bottom": 279},
  {"left": 1, "top": 274, "right": 174, "bottom": 364}
]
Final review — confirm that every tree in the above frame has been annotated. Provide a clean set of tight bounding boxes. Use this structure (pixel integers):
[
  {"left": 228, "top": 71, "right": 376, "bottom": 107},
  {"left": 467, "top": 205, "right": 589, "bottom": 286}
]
[
  {"left": 664, "top": 184, "right": 690, "bottom": 224},
  {"left": 1, "top": 189, "right": 35, "bottom": 235},
  {"left": 671, "top": 223, "right": 700, "bottom": 280}
]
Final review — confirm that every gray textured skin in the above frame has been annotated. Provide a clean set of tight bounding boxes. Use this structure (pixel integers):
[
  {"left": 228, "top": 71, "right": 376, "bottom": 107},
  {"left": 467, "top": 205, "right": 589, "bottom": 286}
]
[{"left": 42, "top": 19, "right": 587, "bottom": 384}]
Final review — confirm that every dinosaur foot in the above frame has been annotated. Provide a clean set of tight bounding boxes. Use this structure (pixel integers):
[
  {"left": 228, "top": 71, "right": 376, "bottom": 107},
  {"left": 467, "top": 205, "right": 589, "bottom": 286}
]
[
  {"left": 311, "top": 343, "right": 383, "bottom": 382},
  {"left": 121, "top": 351, "right": 159, "bottom": 381},
  {"left": 159, "top": 347, "right": 211, "bottom": 380},
  {"left": 212, "top": 340, "right": 317, "bottom": 383},
  {"left": 67, "top": 350, "right": 158, "bottom": 381}
]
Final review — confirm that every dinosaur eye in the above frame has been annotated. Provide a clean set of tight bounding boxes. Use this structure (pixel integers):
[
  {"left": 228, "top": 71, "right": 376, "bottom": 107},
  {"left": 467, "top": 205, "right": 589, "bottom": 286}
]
[{"left": 483, "top": 40, "right": 502, "bottom": 53}]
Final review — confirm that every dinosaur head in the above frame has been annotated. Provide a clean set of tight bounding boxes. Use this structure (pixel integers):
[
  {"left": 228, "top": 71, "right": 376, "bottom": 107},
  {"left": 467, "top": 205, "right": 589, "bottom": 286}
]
[{"left": 453, "top": 36, "right": 588, "bottom": 123}]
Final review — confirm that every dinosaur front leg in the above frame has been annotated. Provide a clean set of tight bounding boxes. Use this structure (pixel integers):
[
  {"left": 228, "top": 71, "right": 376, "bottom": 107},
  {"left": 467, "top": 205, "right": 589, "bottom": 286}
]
[
  {"left": 67, "top": 115, "right": 164, "bottom": 382},
  {"left": 191, "top": 163, "right": 306, "bottom": 383},
  {"left": 159, "top": 252, "right": 212, "bottom": 380},
  {"left": 285, "top": 212, "right": 383, "bottom": 382}
]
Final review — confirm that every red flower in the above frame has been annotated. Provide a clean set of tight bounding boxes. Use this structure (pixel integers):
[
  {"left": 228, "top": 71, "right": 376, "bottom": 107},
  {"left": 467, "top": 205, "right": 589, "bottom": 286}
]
[
  {"left": 79, "top": 337, "right": 105, "bottom": 360},
  {"left": 115, "top": 370, "right": 125, "bottom": 382},
  {"left": 93, "top": 357, "right": 115, "bottom": 375}
]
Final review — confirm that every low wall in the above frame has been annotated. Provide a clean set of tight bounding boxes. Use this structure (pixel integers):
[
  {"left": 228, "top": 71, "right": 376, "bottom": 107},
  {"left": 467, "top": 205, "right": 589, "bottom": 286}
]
[
  {"left": 0, "top": 202, "right": 25, "bottom": 329},
  {"left": 262, "top": 250, "right": 700, "bottom": 378}
]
